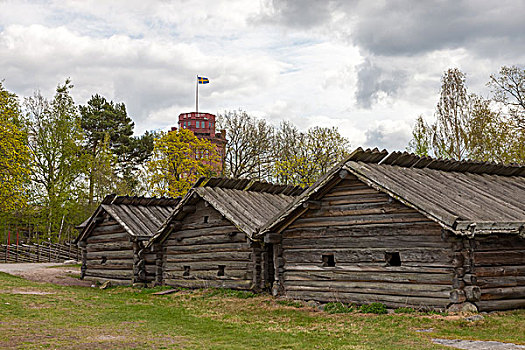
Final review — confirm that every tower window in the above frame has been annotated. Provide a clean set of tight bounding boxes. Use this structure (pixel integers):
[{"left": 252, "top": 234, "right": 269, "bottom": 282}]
[
  {"left": 385, "top": 252, "right": 401, "bottom": 266},
  {"left": 218, "top": 265, "right": 225, "bottom": 277},
  {"left": 183, "top": 266, "right": 190, "bottom": 276},
  {"left": 322, "top": 254, "right": 335, "bottom": 267}
]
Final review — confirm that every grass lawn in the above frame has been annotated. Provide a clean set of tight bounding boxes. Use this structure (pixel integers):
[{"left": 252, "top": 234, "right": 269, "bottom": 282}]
[{"left": 0, "top": 272, "right": 524, "bottom": 349}]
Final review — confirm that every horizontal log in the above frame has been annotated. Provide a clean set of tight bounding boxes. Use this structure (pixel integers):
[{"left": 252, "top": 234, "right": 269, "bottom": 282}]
[
  {"left": 303, "top": 202, "right": 417, "bottom": 219},
  {"left": 86, "top": 250, "right": 134, "bottom": 260},
  {"left": 474, "top": 235, "right": 525, "bottom": 251},
  {"left": 165, "top": 225, "right": 239, "bottom": 241},
  {"left": 476, "top": 299, "right": 525, "bottom": 312},
  {"left": 289, "top": 212, "right": 430, "bottom": 229},
  {"left": 86, "top": 261, "right": 133, "bottom": 270},
  {"left": 477, "top": 276, "right": 525, "bottom": 288},
  {"left": 86, "top": 241, "right": 133, "bottom": 252},
  {"left": 86, "top": 232, "right": 129, "bottom": 244},
  {"left": 283, "top": 290, "right": 449, "bottom": 309},
  {"left": 165, "top": 242, "right": 251, "bottom": 254},
  {"left": 283, "top": 222, "right": 444, "bottom": 239},
  {"left": 481, "top": 286, "right": 525, "bottom": 301},
  {"left": 83, "top": 276, "right": 131, "bottom": 286},
  {"left": 163, "top": 278, "right": 252, "bottom": 290},
  {"left": 474, "top": 251, "right": 525, "bottom": 266},
  {"left": 84, "top": 269, "right": 133, "bottom": 279},
  {"left": 475, "top": 265, "right": 525, "bottom": 277},
  {"left": 166, "top": 233, "right": 246, "bottom": 246},
  {"left": 283, "top": 270, "right": 454, "bottom": 285},
  {"left": 164, "top": 269, "right": 249, "bottom": 280},
  {"left": 282, "top": 236, "right": 449, "bottom": 250},
  {"left": 165, "top": 251, "right": 251, "bottom": 263},
  {"left": 89, "top": 223, "right": 125, "bottom": 235},
  {"left": 284, "top": 264, "right": 454, "bottom": 274},
  {"left": 181, "top": 220, "right": 234, "bottom": 231},
  {"left": 282, "top": 248, "right": 452, "bottom": 264},
  {"left": 284, "top": 280, "right": 452, "bottom": 298},
  {"left": 164, "top": 261, "right": 251, "bottom": 271},
  {"left": 323, "top": 193, "right": 389, "bottom": 206}
]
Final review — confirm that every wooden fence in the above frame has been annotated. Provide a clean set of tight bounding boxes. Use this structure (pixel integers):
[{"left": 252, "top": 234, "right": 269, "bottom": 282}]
[{"left": 0, "top": 242, "right": 80, "bottom": 263}]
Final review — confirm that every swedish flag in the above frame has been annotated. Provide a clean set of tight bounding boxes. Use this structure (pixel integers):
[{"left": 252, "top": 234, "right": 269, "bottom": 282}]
[{"left": 198, "top": 76, "right": 209, "bottom": 84}]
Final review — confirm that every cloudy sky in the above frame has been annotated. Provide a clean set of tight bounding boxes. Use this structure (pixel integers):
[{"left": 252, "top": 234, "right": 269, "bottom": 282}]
[{"left": 1, "top": 0, "right": 524, "bottom": 150}]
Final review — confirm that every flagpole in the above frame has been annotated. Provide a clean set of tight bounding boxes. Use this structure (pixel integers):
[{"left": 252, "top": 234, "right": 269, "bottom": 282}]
[{"left": 196, "top": 75, "right": 199, "bottom": 113}]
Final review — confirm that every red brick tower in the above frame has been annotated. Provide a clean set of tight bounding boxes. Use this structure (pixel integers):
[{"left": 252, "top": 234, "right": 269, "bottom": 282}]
[{"left": 171, "top": 112, "right": 227, "bottom": 172}]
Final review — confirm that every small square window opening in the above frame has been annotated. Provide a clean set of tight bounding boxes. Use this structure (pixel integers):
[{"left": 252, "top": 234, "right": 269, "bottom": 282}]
[
  {"left": 183, "top": 266, "right": 191, "bottom": 276},
  {"left": 203, "top": 216, "right": 209, "bottom": 223},
  {"left": 218, "top": 265, "right": 225, "bottom": 277},
  {"left": 385, "top": 252, "right": 401, "bottom": 266},
  {"left": 322, "top": 254, "right": 335, "bottom": 267}
]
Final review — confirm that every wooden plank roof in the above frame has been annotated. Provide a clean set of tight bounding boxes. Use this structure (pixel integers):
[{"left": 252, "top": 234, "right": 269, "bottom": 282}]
[
  {"left": 150, "top": 178, "right": 303, "bottom": 245},
  {"left": 260, "top": 148, "right": 525, "bottom": 237},
  {"left": 76, "top": 194, "right": 180, "bottom": 242}
]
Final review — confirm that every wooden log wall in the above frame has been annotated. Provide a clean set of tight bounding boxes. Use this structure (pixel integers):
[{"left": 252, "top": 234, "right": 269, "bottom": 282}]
[
  {"left": 276, "top": 176, "right": 457, "bottom": 310},
  {"left": 82, "top": 215, "right": 134, "bottom": 286},
  {"left": 162, "top": 199, "right": 255, "bottom": 290},
  {"left": 473, "top": 233, "right": 525, "bottom": 311}
]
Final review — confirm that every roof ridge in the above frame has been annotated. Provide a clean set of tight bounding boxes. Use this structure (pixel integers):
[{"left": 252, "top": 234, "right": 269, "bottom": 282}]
[
  {"left": 346, "top": 148, "right": 525, "bottom": 177},
  {"left": 100, "top": 194, "right": 181, "bottom": 207},
  {"left": 195, "top": 177, "right": 304, "bottom": 196}
]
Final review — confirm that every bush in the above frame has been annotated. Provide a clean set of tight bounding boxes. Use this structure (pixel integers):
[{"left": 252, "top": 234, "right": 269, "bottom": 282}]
[
  {"left": 277, "top": 300, "right": 303, "bottom": 308},
  {"left": 324, "top": 302, "right": 353, "bottom": 314},
  {"left": 360, "top": 303, "right": 387, "bottom": 314}
]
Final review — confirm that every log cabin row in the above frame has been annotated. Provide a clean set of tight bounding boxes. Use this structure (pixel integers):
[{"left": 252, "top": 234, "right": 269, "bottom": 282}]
[
  {"left": 146, "top": 177, "right": 303, "bottom": 291},
  {"left": 76, "top": 194, "right": 179, "bottom": 286},
  {"left": 258, "top": 148, "right": 525, "bottom": 312}
]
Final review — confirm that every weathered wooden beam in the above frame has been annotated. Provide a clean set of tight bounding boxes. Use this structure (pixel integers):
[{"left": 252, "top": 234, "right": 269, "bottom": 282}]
[
  {"left": 264, "top": 233, "right": 281, "bottom": 244},
  {"left": 302, "top": 201, "right": 322, "bottom": 210},
  {"left": 182, "top": 205, "right": 196, "bottom": 214}
]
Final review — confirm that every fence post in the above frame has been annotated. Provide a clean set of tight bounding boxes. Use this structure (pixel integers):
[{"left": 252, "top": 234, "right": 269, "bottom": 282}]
[
  {"left": 37, "top": 244, "right": 40, "bottom": 262},
  {"left": 48, "top": 242, "right": 51, "bottom": 262}
]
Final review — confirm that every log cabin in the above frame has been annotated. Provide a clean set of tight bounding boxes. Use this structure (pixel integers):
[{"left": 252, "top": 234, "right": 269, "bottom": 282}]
[
  {"left": 147, "top": 178, "right": 303, "bottom": 291},
  {"left": 259, "top": 148, "right": 525, "bottom": 312},
  {"left": 76, "top": 194, "right": 179, "bottom": 286}
]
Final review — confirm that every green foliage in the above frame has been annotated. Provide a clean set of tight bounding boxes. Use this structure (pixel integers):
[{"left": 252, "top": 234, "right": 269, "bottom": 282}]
[
  {"left": 394, "top": 307, "right": 416, "bottom": 314},
  {"left": 79, "top": 94, "right": 154, "bottom": 205},
  {"left": 324, "top": 302, "right": 354, "bottom": 314},
  {"left": 147, "top": 128, "right": 220, "bottom": 197},
  {"left": 277, "top": 299, "right": 304, "bottom": 308},
  {"left": 409, "top": 67, "right": 525, "bottom": 164},
  {"left": 24, "top": 79, "right": 87, "bottom": 240},
  {"left": 204, "top": 288, "right": 256, "bottom": 299},
  {"left": 0, "top": 82, "right": 30, "bottom": 212},
  {"left": 218, "top": 111, "right": 351, "bottom": 186},
  {"left": 273, "top": 122, "right": 351, "bottom": 186},
  {"left": 1, "top": 273, "right": 525, "bottom": 349},
  {"left": 359, "top": 302, "right": 388, "bottom": 314}
]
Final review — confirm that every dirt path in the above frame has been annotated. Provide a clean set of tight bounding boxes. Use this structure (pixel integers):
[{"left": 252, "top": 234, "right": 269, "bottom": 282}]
[{"left": 0, "top": 263, "right": 92, "bottom": 287}]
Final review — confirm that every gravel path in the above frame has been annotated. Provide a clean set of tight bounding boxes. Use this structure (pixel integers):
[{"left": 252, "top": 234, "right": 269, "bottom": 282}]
[
  {"left": 0, "top": 263, "right": 92, "bottom": 287},
  {"left": 433, "top": 338, "right": 525, "bottom": 349}
]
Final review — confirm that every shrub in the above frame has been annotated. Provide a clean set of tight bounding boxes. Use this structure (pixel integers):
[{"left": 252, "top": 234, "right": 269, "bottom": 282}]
[
  {"left": 324, "top": 302, "right": 353, "bottom": 314},
  {"left": 360, "top": 303, "right": 387, "bottom": 314}
]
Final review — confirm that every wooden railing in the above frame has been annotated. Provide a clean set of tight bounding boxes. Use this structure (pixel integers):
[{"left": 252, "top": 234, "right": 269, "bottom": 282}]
[{"left": 0, "top": 242, "right": 79, "bottom": 263}]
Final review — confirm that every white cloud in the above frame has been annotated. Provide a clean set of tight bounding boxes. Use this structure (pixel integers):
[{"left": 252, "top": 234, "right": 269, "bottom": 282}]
[{"left": 0, "top": 0, "right": 523, "bottom": 151}]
